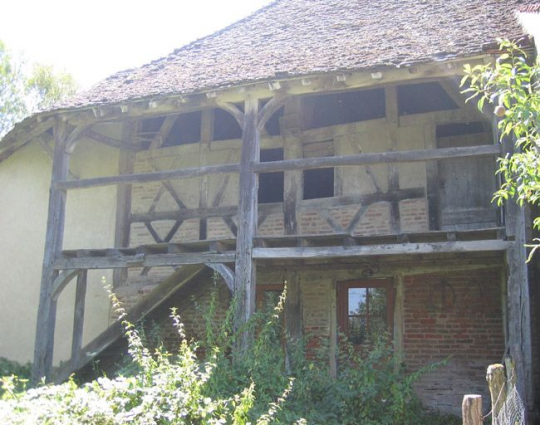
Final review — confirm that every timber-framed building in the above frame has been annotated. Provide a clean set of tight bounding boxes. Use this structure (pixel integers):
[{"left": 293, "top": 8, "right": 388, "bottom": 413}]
[{"left": 0, "top": 0, "right": 538, "bottom": 418}]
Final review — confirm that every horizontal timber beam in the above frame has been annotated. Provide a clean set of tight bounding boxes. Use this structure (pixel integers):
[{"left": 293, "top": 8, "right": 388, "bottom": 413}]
[
  {"left": 54, "top": 144, "right": 499, "bottom": 191},
  {"left": 55, "top": 162, "right": 240, "bottom": 190},
  {"left": 54, "top": 251, "right": 235, "bottom": 270},
  {"left": 252, "top": 240, "right": 510, "bottom": 260},
  {"left": 251, "top": 145, "right": 501, "bottom": 173}
]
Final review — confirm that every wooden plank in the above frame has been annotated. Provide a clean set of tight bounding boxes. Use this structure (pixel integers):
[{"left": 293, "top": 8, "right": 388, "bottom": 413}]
[
  {"left": 251, "top": 145, "right": 501, "bottom": 173},
  {"left": 252, "top": 240, "right": 510, "bottom": 260},
  {"left": 149, "top": 115, "right": 178, "bottom": 149},
  {"left": 234, "top": 96, "right": 259, "bottom": 352},
  {"left": 32, "top": 119, "right": 71, "bottom": 383},
  {"left": 393, "top": 274, "right": 404, "bottom": 364},
  {"left": 70, "top": 270, "right": 87, "bottom": 369},
  {"left": 113, "top": 121, "right": 136, "bottom": 288},
  {"left": 54, "top": 251, "right": 235, "bottom": 270},
  {"left": 55, "top": 162, "right": 240, "bottom": 190}
]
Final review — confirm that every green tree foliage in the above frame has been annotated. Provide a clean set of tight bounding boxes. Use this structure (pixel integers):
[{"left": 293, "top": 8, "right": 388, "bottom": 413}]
[
  {"left": 0, "top": 39, "right": 77, "bottom": 138},
  {"left": 462, "top": 39, "right": 540, "bottom": 258}
]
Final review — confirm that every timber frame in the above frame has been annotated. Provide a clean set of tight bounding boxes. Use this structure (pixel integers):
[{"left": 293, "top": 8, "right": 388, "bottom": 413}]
[{"left": 19, "top": 60, "right": 533, "bottom": 414}]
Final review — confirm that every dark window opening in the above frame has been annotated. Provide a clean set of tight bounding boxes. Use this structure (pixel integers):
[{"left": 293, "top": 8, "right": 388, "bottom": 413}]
[
  {"left": 302, "top": 88, "right": 386, "bottom": 129},
  {"left": 263, "top": 104, "right": 284, "bottom": 136},
  {"left": 303, "top": 168, "right": 334, "bottom": 200},
  {"left": 436, "top": 121, "right": 486, "bottom": 138},
  {"left": 337, "top": 280, "right": 393, "bottom": 346},
  {"left": 398, "top": 82, "right": 458, "bottom": 115},
  {"left": 259, "top": 148, "right": 284, "bottom": 204},
  {"left": 163, "top": 111, "right": 201, "bottom": 146},
  {"left": 140, "top": 112, "right": 202, "bottom": 147},
  {"left": 213, "top": 104, "right": 243, "bottom": 140}
]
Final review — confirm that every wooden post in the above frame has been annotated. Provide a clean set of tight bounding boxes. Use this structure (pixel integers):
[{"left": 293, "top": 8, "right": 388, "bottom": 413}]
[
  {"left": 386, "top": 87, "right": 401, "bottom": 234},
  {"left": 424, "top": 120, "right": 441, "bottom": 230},
  {"left": 32, "top": 119, "right": 71, "bottom": 382},
  {"left": 462, "top": 394, "right": 483, "bottom": 425},
  {"left": 281, "top": 98, "right": 303, "bottom": 235},
  {"left": 199, "top": 109, "right": 214, "bottom": 240},
  {"left": 499, "top": 119, "right": 533, "bottom": 413},
  {"left": 113, "top": 121, "right": 135, "bottom": 287},
  {"left": 71, "top": 269, "right": 87, "bottom": 369},
  {"left": 284, "top": 272, "right": 302, "bottom": 369},
  {"left": 393, "top": 273, "right": 405, "bottom": 365},
  {"left": 487, "top": 363, "right": 506, "bottom": 421},
  {"left": 234, "top": 96, "right": 260, "bottom": 352}
]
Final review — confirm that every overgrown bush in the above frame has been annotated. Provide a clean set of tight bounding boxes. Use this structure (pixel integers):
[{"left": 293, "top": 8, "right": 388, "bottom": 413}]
[{"left": 0, "top": 285, "right": 458, "bottom": 424}]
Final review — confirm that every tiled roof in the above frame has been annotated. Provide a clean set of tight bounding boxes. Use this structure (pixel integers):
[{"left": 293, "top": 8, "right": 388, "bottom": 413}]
[{"left": 56, "top": 0, "right": 535, "bottom": 110}]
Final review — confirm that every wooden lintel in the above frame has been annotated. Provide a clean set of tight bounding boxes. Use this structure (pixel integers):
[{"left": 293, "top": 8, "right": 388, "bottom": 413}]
[
  {"left": 56, "top": 162, "right": 240, "bottom": 190},
  {"left": 54, "top": 251, "right": 235, "bottom": 270},
  {"left": 252, "top": 240, "right": 510, "bottom": 260},
  {"left": 252, "top": 144, "right": 501, "bottom": 173}
]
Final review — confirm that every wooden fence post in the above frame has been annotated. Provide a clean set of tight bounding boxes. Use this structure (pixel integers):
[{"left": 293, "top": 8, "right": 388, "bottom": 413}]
[
  {"left": 487, "top": 363, "right": 506, "bottom": 422},
  {"left": 462, "top": 394, "right": 483, "bottom": 425}
]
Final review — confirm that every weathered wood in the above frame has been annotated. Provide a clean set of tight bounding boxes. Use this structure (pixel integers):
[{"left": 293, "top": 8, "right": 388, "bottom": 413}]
[
  {"left": 234, "top": 96, "right": 260, "bottom": 352},
  {"left": 284, "top": 272, "right": 303, "bottom": 369},
  {"left": 462, "top": 394, "right": 483, "bottom": 425},
  {"left": 252, "top": 240, "right": 510, "bottom": 260},
  {"left": 257, "top": 95, "right": 287, "bottom": 130},
  {"left": 424, "top": 122, "right": 441, "bottom": 230},
  {"left": 149, "top": 115, "right": 178, "bottom": 149},
  {"left": 500, "top": 121, "right": 533, "bottom": 413},
  {"left": 71, "top": 270, "right": 87, "bottom": 369},
  {"left": 282, "top": 98, "right": 303, "bottom": 235},
  {"left": 130, "top": 188, "right": 425, "bottom": 223},
  {"left": 32, "top": 119, "right": 71, "bottom": 383},
  {"left": 251, "top": 145, "right": 501, "bottom": 173},
  {"left": 205, "top": 263, "right": 235, "bottom": 293},
  {"left": 113, "top": 122, "right": 136, "bottom": 287},
  {"left": 51, "top": 270, "right": 80, "bottom": 300},
  {"left": 0, "top": 119, "right": 54, "bottom": 164},
  {"left": 83, "top": 129, "right": 139, "bottom": 150},
  {"left": 386, "top": 86, "right": 401, "bottom": 234},
  {"left": 54, "top": 251, "right": 235, "bottom": 270},
  {"left": 56, "top": 162, "right": 240, "bottom": 190},
  {"left": 218, "top": 102, "right": 245, "bottom": 127},
  {"left": 393, "top": 273, "right": 404, "bottom": 364},
  {"left": 199, "top": 110, "right": 214, "bottom": 239},
  {"left": 486, "top": 364, "right": 506, "bottom": 421}
]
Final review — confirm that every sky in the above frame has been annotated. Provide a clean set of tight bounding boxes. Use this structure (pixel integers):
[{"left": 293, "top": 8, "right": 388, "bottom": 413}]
[{"left": 1, "top": 0, "right": 274, "bottom": 90}]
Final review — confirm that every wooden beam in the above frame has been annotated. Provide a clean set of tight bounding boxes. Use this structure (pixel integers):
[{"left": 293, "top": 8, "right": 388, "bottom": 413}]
[
  {"left": 55, "top": 162, "right": 240, "bottom": 190},
  {"left": 385, "top": 86, "right": 401, "bottom": 234},
  {"left": 234, "top": 96, "right": 259, "bottom": 352},
  {"left": 0, "top": 119, "right": 54, "bottom": 164},
  {"left": 252, "top": 240, "right": 510, "bottom": 260},
  {"left": 70, "top": 270, "right": 87, "bottom": 369},
  {"left": 199, "top": 110, "right": 214, "bottom": 240},
  {"left": 83, "top": 129, "right": 139, "bottom": 150},
  {"left": 251, "top": 145, "right": 501, "bottom": 173},
  {"left": 205, "top": 263, "right": 235, "bottom": 293},
  {"left": 54, "top": 251, "right": 235, "bottom": 270},
  {"left": 501, "top": 123, "right": 534, "bottom": 413},
  {"left": 113, "top": 121, "right": 136, "bottom": 287},
  {"left": 32, "top": 119, "right": 71, "bottom": 383},
  {"left": 424, "top": 121, "right": 441, "bottom": 230},
  {"left": 149, "top": 115, "right": 178, "bottom": 149}
]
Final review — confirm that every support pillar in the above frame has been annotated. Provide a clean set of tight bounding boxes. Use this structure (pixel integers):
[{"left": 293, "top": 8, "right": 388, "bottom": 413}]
[
  {"left": 32, "top": 119, "right": 71, "bottom": 382},
  {"left": 234, "top": 96, "right": 260, "bottom": 352}
]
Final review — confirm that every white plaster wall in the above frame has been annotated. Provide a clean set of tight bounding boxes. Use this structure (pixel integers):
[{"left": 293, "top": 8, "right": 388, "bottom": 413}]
[{"left": 0, "top": 134, "right": 119, "bottom": 365}]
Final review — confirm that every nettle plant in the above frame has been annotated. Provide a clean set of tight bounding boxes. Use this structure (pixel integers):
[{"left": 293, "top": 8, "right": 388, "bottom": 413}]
[{"left": 0, "top": 283, "right": 456, "bottom": 424}]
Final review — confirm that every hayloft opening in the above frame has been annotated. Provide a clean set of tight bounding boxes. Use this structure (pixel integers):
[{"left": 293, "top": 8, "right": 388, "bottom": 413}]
[
  {"left": 303, "top": 140, "right": 334, "bottom": 200},
  {"left": 436, "top": 121, "right": 486, "bottom": 138},
  {"left": 140, "top": 112, "right": 202, "bottom": 147},
  {"left": 302, "top": 88, "right": 386, "bottom": 129},
  {"left": 398, "top": 82, "right": 458, "bottom": 115},
  {"left": 213, "top": 104, "right": 243, "bottom": 140},
  {"left": 258, "top": 148, "right": 284, "bottom": 204}
]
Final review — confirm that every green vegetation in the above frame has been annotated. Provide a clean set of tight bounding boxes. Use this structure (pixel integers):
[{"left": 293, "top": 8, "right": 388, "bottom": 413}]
[
  {"left": 0, "top": 39, "right": 77, "bottom": 138},
  {"left": 462, "top": 39, "right": 540, "bottom": 259},
  {"left": 0, "top": 286, "right": 457, "bottom": 424}
]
